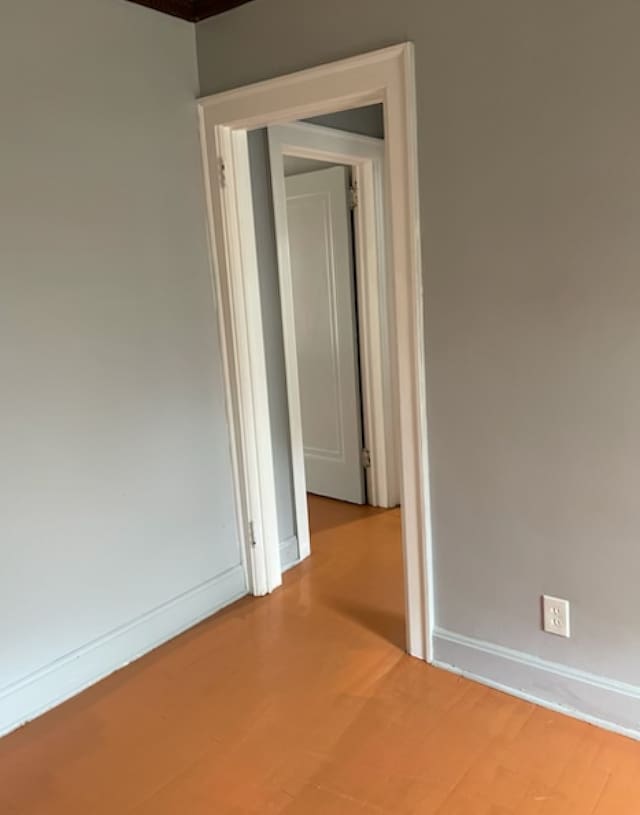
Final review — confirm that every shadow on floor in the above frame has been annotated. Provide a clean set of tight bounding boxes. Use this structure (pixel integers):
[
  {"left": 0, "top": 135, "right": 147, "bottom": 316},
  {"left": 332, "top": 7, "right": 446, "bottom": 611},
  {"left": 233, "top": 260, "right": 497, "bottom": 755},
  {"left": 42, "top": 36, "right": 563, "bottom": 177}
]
[{"left": 324, "top": 596, "right": 406, "bottom": 650}]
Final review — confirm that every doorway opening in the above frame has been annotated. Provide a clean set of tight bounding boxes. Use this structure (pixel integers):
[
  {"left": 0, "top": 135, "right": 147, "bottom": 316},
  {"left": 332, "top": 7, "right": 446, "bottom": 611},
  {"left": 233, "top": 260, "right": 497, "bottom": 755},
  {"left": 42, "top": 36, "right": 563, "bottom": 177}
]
[
  {"left": 249, "top": 111, "right": 401, "bottom": 575},
  {"left": 198, "top": 44, "right": 433, "bottom": 661}
]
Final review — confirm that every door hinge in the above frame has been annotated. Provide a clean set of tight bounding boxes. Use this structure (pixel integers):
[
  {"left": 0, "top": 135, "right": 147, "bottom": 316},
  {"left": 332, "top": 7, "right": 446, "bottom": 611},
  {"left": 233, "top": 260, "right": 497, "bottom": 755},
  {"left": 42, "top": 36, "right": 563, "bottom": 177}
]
[
  {"left": 349, "top": 180, "right": 359, "bottom": 210},
  {"left": 248, "top": 520, "right": 257, "bottom": 547},
  {"left": 218, "top": 157, "right": 227, "bottom": 189},
  {"left": 361, "top": 448, "right": 371, "bottom": 469}
]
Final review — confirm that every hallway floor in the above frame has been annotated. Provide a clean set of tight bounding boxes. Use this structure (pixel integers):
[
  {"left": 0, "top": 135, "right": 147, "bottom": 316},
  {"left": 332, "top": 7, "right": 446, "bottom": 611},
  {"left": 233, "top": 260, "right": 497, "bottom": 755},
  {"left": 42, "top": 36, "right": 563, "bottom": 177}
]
[{"left": 1, "top": 497, "right": 639, "bottom": 813}]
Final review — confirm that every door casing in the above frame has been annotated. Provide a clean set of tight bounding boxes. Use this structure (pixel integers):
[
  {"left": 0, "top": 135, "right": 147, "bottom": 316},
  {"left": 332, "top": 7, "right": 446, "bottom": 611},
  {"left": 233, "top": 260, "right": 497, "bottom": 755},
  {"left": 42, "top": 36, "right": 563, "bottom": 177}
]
[{"left": 198, "top": 43, "right": 434, "bottom": 661}]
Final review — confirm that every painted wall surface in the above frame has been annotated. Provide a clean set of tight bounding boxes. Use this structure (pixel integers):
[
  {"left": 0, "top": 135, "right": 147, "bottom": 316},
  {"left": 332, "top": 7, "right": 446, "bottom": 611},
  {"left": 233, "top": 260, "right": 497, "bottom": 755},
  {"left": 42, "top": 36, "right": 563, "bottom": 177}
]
[
  {"left": 247, "top": 106, "right": 384, "bottom": 566},
  {"left": 305, "top": 105, "right": 384, "bottom": 139},
  {"left": 0, "top": 0, "right": 243, "bottom": 733},
  {"left": 247, "top": 129, "right": 298, "bottom": 565},
  {"left": 283, "top": 155, "right": 339, "bottom": 177},
  {"left": 198, "top": 1, "right": 640, "bottom": 687}
]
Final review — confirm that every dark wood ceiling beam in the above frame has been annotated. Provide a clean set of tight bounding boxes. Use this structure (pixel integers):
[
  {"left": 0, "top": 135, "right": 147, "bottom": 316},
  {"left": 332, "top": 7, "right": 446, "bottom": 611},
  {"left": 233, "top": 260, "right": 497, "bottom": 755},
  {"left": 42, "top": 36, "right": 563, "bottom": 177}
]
[
  {"left": 193, "top": 0, "right": 253, "bottom": 21},
  {"left": 127, "top": 0, "right": 195, "bottom": 21},
  {"left": 126, "top": 0, "right": 253, "bottom": 22}
]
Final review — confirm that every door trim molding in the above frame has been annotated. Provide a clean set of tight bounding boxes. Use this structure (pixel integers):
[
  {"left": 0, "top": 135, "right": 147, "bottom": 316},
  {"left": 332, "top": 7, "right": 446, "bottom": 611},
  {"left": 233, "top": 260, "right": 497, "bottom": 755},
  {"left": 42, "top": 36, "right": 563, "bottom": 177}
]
[
  {"left": 268, "top": 123, "right": 399, "bottom": 535},
  {"left": 198, "top": 43, "right": 434, "bottom": 660}
]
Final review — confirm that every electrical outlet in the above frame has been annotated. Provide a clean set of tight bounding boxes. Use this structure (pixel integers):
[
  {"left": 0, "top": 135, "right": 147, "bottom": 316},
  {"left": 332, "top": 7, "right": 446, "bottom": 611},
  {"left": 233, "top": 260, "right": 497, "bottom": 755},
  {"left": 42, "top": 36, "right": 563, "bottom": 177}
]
[{"left": 542, "top": 595, "right": 571, "bottom": 638}]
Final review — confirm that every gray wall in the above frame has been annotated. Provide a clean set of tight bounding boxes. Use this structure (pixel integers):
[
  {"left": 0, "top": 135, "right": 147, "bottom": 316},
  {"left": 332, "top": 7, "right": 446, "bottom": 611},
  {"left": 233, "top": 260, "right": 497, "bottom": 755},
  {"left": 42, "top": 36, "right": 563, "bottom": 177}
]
[
  {"left": 248, "top": 130, "right": 297, "bottom": 561},
  {"left": 305, "top": 104, "right": 384, "bottom": 139},
  {"left": 0, "top": 0, "right": 242, "bottom": 733},
  {"left": 283, "top": 155, "right": 339, "bottom": 176},
  {"left": 198, "top": 1, "right": 640, "bottom": 688},
  {"left": 247, "top": 106, "right": 384, "bottom": 567}
]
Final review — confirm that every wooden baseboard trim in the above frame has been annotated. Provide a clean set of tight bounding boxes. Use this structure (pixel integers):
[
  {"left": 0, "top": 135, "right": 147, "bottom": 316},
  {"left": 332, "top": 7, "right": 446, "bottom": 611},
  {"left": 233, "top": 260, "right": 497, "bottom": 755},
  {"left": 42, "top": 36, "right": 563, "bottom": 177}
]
[
  {"left": 433, "top": 627, "right": 640, "bottom": 741},
  {"left": 0, "top": 565, "right": 246, "bottom": 738}
]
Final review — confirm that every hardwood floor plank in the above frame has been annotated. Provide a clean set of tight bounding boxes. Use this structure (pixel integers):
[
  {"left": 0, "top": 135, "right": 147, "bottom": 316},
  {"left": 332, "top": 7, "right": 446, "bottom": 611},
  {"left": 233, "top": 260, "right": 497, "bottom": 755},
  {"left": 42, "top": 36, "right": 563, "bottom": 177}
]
[{"left": 1, "top": 495, "right": 639, "bottom": 814}]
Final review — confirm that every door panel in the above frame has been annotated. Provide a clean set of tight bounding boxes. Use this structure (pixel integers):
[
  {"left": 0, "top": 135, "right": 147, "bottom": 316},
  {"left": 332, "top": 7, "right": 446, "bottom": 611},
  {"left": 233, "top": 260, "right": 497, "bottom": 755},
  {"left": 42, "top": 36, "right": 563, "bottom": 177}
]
[{"left": 285, "top": 166, "right": 365, "bottom": 504}]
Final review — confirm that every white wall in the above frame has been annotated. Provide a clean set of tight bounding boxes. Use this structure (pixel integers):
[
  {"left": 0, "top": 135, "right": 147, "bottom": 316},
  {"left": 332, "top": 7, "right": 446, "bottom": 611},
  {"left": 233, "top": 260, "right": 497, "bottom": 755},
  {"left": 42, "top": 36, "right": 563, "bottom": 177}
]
[{"left": 0, "top": 0, "right": 244, "bottom": 736}]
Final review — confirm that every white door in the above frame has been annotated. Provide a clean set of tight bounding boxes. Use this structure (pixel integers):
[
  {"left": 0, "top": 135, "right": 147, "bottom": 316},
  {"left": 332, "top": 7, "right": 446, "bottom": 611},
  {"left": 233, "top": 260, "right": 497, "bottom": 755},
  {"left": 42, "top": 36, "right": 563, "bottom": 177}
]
[{"left": 285, "top": 165, "right": 366, "bottom": 505}]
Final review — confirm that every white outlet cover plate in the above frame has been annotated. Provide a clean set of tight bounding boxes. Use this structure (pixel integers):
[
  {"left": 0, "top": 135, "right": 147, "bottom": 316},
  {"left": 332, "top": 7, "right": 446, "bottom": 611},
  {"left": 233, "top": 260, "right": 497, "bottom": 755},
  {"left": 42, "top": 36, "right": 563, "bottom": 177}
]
[{"left": 543, "top": 594, "right": 571, "bottom": 638}]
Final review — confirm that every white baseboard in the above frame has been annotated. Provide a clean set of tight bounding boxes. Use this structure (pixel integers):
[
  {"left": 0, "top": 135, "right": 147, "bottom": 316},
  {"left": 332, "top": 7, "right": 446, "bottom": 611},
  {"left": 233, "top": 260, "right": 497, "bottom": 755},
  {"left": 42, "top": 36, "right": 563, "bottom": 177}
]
[
  {"left": 433, "top": 627, "right": 640, "bottom": 741},
  {"left": 0, "top": 565, "right": 247, "bottom": 739},
  {"left": 279, "top": 535, "right": 299, "bottom": 571}
]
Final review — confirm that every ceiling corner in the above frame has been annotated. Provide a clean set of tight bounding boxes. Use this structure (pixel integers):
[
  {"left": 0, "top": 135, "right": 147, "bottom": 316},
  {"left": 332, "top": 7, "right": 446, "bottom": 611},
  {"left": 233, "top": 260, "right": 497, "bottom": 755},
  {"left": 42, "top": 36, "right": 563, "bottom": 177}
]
[
  {"left": 126, "top": 0, "right": 254, "bottom": 22},
  {"left": 193, "top": 0, "right": 255, "bottom": 21}
]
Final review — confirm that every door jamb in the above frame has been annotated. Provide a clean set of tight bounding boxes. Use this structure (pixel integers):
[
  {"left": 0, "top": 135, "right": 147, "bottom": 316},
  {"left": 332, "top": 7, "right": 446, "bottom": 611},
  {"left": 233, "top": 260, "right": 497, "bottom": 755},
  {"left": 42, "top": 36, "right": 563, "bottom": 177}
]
[{"left": 198, "top": 43, "right": 434, "bottom": 661}]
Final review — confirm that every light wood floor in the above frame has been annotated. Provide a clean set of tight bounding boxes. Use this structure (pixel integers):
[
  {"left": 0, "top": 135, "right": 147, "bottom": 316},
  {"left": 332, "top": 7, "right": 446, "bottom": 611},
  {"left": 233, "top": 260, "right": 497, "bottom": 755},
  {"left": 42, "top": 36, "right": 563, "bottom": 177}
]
[{"left": 2, "top": 496, "right": 639, "bottom": 814}]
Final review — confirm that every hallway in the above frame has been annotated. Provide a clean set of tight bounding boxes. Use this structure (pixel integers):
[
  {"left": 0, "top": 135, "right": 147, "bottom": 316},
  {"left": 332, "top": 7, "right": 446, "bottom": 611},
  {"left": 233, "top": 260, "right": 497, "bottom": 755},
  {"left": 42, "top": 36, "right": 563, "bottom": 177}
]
[{"left": 1, "top": 497, "right": 639, "bottom": 813}]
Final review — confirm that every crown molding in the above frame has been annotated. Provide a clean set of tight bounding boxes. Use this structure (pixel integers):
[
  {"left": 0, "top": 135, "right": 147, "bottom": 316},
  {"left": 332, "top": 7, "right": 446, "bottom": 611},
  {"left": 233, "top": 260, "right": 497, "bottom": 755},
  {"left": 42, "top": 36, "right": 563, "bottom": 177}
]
[{"left": 126, "top": 0, "right": 253, "bottom": 22}]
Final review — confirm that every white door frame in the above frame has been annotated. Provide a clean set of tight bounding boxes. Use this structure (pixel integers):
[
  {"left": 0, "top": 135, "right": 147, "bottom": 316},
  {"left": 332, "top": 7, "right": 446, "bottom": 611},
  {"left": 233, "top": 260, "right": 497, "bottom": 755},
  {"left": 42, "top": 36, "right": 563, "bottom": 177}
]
[
  {"left": 198, "top": 43, "right": 434, "bottom": 661},
  {"left": 268, "top": 121, "right": 400, "bottom": 563}
]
